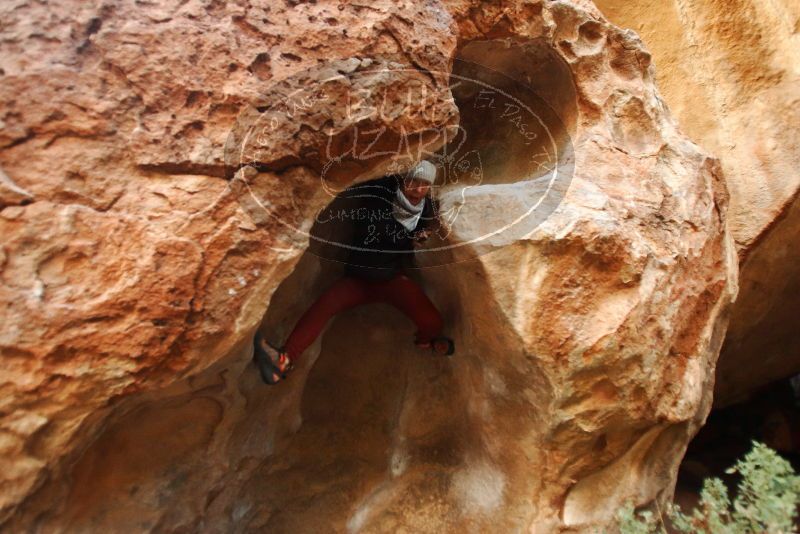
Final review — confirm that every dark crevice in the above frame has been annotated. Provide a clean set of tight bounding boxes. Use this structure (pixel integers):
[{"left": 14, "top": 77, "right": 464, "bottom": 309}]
[
  {"left": 138, "top": 162, "right": 228, "bottom": 179},
  {"left": 676, "top": 376, "right": 800, "bottom": 510}
]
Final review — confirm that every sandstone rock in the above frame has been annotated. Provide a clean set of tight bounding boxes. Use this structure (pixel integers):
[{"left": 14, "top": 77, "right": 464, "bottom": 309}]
[
  {"left": 0, "top": 167, "right": 33, "bottom": 208},
  {"left": 0, "top": 0, "right": 736, "bottom": 532},
  {"left": 593, "top": 0, "right": 800, "bottom": 406}
]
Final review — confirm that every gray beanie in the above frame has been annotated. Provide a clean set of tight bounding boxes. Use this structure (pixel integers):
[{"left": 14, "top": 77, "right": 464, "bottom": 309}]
[{"left": 405, "top": 160, "right": 437, "bottom": 184}]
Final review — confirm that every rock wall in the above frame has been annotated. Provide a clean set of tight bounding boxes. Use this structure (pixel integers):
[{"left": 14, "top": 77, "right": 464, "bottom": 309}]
[
  {"left": 0, "top": 1, "right": 737, "bottom": 532},
  {"left": 593, "top": 0, "right": 800, "bottom": 406}
]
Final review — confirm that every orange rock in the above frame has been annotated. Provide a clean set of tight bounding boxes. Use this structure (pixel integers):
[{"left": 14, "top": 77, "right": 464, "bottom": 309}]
[
  {"left": 0, "top": 0, "right": 740, "bottom": 532},
  {"left": 593, "top": 0, "right": 800, "bottom": 409}
]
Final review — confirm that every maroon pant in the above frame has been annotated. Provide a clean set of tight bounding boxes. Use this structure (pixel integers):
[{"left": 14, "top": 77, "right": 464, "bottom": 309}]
[{"left": 284, "top": 273, "right": 444, "bottom": 361}]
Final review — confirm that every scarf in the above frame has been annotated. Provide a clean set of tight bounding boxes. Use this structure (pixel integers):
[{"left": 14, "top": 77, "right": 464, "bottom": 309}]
[{"left": 392, "top": 187, "right": 425, "bottom": 231}]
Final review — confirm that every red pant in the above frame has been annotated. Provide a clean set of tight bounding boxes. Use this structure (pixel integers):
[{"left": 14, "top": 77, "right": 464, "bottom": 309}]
[{"left": 284, "top": 273, "right": 444, "bottom": 361}]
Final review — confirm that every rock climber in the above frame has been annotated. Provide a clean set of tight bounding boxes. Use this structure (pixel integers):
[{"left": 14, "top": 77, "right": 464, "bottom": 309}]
[{"left": 253, "top": 159, "right": 455, "bottom": 385}]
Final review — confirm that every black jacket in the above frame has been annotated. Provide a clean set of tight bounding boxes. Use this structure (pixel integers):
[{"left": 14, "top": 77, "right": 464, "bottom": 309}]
[{"left": 336, "top": 175, "right": 438, "bottom": 281}]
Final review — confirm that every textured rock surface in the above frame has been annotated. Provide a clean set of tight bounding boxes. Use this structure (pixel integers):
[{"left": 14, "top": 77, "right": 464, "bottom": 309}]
[
  {"left": 593, "top": 0, "right": 800, "bottom": 406},
  {"left": 0, "top": 0, "right": 736, "bottom": 532}
]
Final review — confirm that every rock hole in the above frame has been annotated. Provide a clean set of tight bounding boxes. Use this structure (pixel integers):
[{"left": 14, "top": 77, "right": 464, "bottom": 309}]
[
  {"left": 247, "top": 52, "right": 272, "bottom": 80},
  {"left": 578, "top": 20, "right": 604, "bottom": 42},
  {"left": 447, "top": 38, "right": 576, "bottom": 186}
]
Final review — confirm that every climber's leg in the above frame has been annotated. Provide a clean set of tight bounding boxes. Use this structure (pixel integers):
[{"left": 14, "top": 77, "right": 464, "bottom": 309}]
[
  {"left": 374, "top": 273, "right": 445, "bottom": 346},
  {"left": 282, "top": 276, "right": 372, "bottom": 361}
]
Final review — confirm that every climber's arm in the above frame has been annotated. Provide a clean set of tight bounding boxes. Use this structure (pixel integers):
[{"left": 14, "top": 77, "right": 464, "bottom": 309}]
[{"left": 412, "top": 196, "right": 442, "bottom": 243}]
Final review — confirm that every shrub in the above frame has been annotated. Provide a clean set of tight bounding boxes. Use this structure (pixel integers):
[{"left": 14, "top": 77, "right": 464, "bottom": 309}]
[{"left": 616, "top": 441, "right": 800, "bottom": 534}]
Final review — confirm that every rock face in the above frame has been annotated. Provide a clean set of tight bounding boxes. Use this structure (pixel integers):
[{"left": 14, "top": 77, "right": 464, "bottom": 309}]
[
  {"left": 0, "top": 1, "right": 737, "bottom": 532},
  {"left": 593, "top": 0, "right": 800, "bottom": 406}
]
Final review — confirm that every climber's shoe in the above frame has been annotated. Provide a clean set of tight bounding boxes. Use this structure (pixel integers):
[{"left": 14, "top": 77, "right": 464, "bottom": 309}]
[
  {"left": 415, "top": 336, "right": 455, "bottom": 356},
  {"left": 253, "top": 331, "right": 294, "bottom": 385},
  {"left": 431, "top": 336, "right": 455, "bottom": 356}
]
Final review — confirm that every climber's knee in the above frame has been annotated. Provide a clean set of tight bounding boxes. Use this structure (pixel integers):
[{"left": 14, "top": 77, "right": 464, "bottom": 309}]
[{"left": 417, "top": 309, "right": 444, "bottom": 340}]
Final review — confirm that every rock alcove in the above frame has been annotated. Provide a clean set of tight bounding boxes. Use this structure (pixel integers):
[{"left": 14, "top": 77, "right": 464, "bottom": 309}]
[
  {"left": 0, "top": 2, "right": 738, "bottom": 533},
  {"left": 240, "top": 38, "right": 579, "bottom": 532}
]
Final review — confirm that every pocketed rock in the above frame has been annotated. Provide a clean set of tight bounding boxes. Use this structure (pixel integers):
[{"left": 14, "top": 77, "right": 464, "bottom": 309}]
[{"left": 0, "top": 1, "right": 737, "bottom": 532}]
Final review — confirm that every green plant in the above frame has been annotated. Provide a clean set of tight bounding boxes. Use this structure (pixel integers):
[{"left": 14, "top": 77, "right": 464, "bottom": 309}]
[
  {"left": 616, "top": 502, "right": 661, "bottom": 534},
  {"left": 616, "top": 441, "right": 800, "bottom": 534}
]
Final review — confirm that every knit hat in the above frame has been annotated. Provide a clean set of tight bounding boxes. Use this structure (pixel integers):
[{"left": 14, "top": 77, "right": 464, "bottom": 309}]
[{"left": 405, "top": 160, "right": 437, "bottom": 184}]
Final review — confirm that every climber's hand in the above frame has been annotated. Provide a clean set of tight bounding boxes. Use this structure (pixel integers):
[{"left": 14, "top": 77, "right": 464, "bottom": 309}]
[{"left": 413, "top": 229, "right": 430, "bottom": 243}]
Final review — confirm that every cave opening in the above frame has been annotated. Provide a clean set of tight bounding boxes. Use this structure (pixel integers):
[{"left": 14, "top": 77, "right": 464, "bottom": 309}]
[
  {"left": 674, "top": 375, "right": 800, "bottom": 510},
  {"left": 241, "top": 38, "right": 577, "bottom": 531}
]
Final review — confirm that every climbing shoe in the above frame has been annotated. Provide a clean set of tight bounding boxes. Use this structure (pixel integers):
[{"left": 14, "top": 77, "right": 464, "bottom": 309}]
[
  {"left": 416, "top": 336, "right": 455, "bottom": 356},
  {"left": 253, "top": 331, "right": 294, "bottom": 385}
]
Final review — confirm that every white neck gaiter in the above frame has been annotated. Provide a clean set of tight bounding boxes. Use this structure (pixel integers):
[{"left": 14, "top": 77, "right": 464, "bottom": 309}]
[{"left": 392, "top": 187, "right": 425, "bottom": 231}]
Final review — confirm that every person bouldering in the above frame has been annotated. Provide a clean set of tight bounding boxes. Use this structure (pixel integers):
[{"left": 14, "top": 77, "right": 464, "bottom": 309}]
[{"left": 253, "top": 159, "right": 455, "bottom": 385}]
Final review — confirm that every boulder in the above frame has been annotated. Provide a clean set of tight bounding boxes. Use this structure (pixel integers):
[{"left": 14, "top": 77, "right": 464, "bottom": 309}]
[
  {"left": 0, "top": 0, "right": 736, "bottom": 531},
  {"left": 593, "top": 0, "right": 800, "bottom": 406}
]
